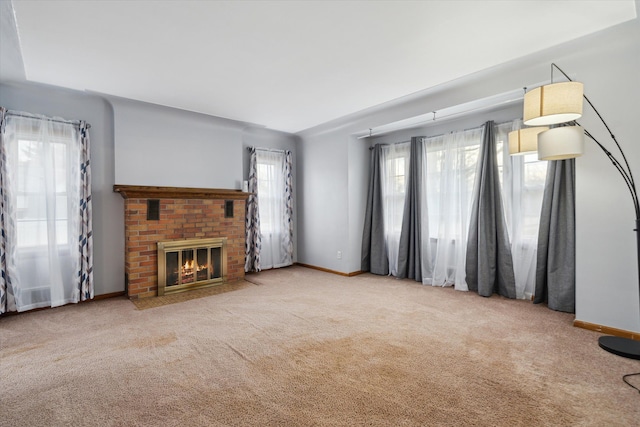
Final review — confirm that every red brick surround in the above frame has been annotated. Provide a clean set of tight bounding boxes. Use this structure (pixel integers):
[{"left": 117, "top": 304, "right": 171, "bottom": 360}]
[{"left": 114, "top": 186, "right": 248, "bottom": 299}]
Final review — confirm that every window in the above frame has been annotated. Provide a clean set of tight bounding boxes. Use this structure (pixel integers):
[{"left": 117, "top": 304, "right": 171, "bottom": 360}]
[
  {"left": 381, "top": 143, "right": 410, "bottom": 235},
  {"left": 251, "top": 148, "right": 293, "bottom": 270},
  {"left": 384, "top": 154, "right": 407, "bottom": 235},
  {"left": 495, "top": 122, "right": 548, "bottom": 241},
  {"left": 1, "top": 112, "right": 92, "bottom": 313},
  {"left": 520, "top": 153, "right": 547, "bottom": 238},
  {"left": 16, "top": 137, "right": 71, "bottom": 248},
  {"left": 257, "top": 160, "right": 278, "bottom": 235},
  {"left": 424, "top": 132, "right": 481, "bottom": 237},
  {"left": 370, "top": 121, "right": 547, "bottom": 295}
]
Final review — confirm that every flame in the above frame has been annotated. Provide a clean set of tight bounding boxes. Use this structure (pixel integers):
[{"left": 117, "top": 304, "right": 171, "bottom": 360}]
[
  {"left": 181, "top": 260, "right": 209, "bottom": 273},
  {"left": 178, "top": 258, "right": 210, "bottom": 285}
]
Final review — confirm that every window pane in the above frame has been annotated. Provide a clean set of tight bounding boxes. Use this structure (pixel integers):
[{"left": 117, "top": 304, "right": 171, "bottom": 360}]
[
  {"left": 257, "top": 162, "right": 276, "bottom": 234},
  {"left": 16, "top": 139, "right": 69, "bottom": 247}
]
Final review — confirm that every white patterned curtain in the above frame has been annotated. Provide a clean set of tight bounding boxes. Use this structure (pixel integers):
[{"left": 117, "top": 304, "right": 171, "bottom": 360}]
[
  {"left": 78, "top": 121, "right": 93, "bottom": 300},
  {"left": 283, "top": 150, "right": 294, "bottom": 263},
  {"left": 0, "top": 109, "right": 93, "bottom": 312},
  {"left": 0, "top": 107, "right": 14, "bottom": 313},
  {"left": 245, "top": 147, "right": 261, "bottom": 272}
]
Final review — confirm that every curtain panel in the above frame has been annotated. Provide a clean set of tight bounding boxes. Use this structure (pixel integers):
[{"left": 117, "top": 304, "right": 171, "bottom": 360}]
[
  {"left": 283, "top": 150, "right": 294, "bottom": 265},
  {"left": 361, "top": 144, "right": 389, "bottom": 275},
  {"left": 381, "top": 142, "right": 410, "bottom": 276},
  {"left": 245, "top": 147, "right": 261, "bottom": 272},
  {"left": 535, "top": 159, "right": 576, "bottom": 312},
  {"left": 465, "top": 121, "right": 517, "bottom": 298},
  {"left": 397, "top": 137, "right": 424, "bottom": 280},
  {"left": 0, "top": 107, "right": 14, "bottom": 313},
  {"left": 420, "top": 128, "right": 482, "bottom": 290},
  {"left": 78, "top": 121, "right": 93, "bottom": 300}
]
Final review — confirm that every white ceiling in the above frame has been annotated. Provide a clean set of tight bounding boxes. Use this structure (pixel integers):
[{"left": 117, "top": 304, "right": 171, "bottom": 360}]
[{"left": 10, "top": 1, "right": 637, "bottom": 134}]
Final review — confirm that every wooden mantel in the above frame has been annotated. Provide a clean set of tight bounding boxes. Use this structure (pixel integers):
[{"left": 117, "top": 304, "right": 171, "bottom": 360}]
[{"left": 113, "top": 185, "right": 251, "bottom": 200}]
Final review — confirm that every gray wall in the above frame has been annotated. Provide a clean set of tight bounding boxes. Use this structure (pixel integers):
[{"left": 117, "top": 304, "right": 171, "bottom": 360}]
[
  {"left": 297, "top": 131, "right": 350, "bottom": 272},
  {"left": 0, "top": 1, "right": 25, "bottom": 81},
  {"left": 110, "top": 96, "right": 246, "bottom": 190},
  {"left": 297, "top": 17, "right": 640, "bottom": 334}
]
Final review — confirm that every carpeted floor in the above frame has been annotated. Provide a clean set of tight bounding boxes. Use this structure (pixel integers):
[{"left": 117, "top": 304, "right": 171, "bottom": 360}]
[{"left": 1, "top": 265, "right": 638, "bottom": 426}]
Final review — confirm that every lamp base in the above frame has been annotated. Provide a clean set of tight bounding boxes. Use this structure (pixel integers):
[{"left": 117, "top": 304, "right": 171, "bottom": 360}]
[{"left": 598, "top": 336, "right": 640, "bottom": 360}]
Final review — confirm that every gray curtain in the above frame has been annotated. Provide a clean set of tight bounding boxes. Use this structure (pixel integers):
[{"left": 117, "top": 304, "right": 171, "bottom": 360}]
[
  {"left": 466, "top": 121, "right": 517, "bottom": 298},
  {"left": 244, "top": 147, "right": 261, "bottom": 272},
  {"left": 361, "top": 144, "right": 388, "bottom": 275},
  {"left": 398, "top": 137, "right": 424, "bottom": 280},
  {"left": 534, "top": 159, "right": 576, "bottom": 312}
]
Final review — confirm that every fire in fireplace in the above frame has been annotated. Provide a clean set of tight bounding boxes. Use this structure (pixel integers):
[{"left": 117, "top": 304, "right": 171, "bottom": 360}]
[{"left": 157, "top": 238, "right": 227, "bottom": 295}]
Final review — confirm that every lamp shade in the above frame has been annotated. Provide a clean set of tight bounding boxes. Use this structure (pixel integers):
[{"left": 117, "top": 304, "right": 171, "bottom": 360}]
[
  {"left": 508, "top": 127, "right": 549, "bottom": 155},
  {"left": 523, "top": 82, "right": 584, "bottom": 126},
  {"left": 537, "top": 126, "right": 584, "bottom": 160}
]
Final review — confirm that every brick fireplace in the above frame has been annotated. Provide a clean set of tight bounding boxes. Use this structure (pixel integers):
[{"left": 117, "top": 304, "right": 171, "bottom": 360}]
[{"left": 114, "top": 185, "right": 249, "bottom": 299}]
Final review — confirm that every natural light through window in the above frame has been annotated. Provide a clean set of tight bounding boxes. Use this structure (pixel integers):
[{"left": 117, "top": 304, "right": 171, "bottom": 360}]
[
  {"left": 257, "top": 161, "right": 277, "bottom": 234},
  {"left": 16, "top": 138, "right": 69, "bottom": 247},
  {"left": 387, "top": 155, "right": 406, "bottom": 234}
]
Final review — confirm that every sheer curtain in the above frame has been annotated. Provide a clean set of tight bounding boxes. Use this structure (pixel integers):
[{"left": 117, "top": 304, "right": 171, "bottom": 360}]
[
  {"left": 420, "top": 128, "right": 482, "bottom": 290},
  {"left": 380, "top": 142, "right": 410, "bottom": 276},
  {"left": 1, "top": 111, "right": 93, "bottom": 312},
  {"left": 496, "top": 121, "right": 548, "bottom": 299}
]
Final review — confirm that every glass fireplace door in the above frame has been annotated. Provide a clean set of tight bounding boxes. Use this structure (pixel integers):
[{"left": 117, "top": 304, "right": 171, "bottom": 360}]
[{"left": 158, "top": 238, "right": 227, "bottom": 295}]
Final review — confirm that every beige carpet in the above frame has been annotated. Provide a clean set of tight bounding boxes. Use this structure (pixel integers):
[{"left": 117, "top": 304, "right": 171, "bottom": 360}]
[{"left": 1, "top": 265, "right": 638, "bottom": 426}]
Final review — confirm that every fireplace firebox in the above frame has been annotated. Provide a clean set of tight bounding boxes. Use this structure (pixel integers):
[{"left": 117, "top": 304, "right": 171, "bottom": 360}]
[{"left": 157, "top": 238, "right": 227, "bottom": 296}]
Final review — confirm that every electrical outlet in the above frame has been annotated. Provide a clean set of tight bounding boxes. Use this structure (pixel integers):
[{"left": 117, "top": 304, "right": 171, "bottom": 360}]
[{"left": 337, "top": 251, "right": 342, "bottom": 260}]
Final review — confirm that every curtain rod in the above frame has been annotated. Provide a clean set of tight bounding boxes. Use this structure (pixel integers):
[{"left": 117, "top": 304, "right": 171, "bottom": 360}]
[
  {"left": 368, "top": 139, "right": 412, "bottom": 150},
  {"left": 368, "top": 119, "right": 518, "bottom": 149},
  {"left": 247, "top": 146, "right": 286, "bottom": 153},
  {"left": 357, "top": 88, "right": 525, "bottom": 140},
  {"left": 7, "top": 110, "right": 91, "bottom": 129}
]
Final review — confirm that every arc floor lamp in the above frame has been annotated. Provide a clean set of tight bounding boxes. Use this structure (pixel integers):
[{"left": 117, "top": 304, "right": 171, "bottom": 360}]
[{"left": 510, "top": 63, "right": 640, "bottom": 360}]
